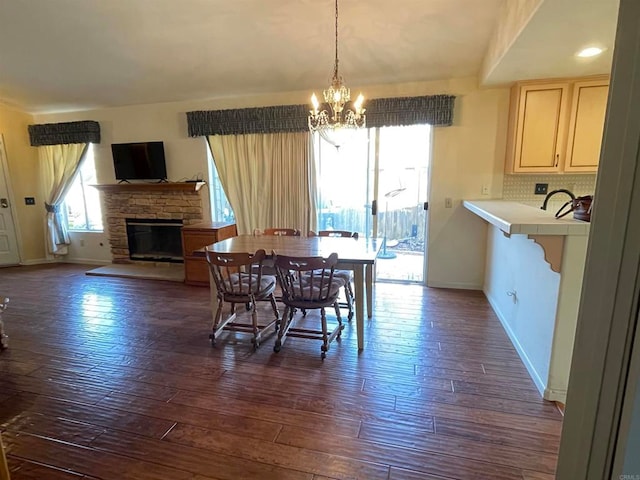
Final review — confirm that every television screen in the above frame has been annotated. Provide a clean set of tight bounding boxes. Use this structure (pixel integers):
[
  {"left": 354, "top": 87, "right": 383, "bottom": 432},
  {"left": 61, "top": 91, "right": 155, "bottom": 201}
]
[{"left": 111, "top": 141, "right": 167, "bottom": 181}]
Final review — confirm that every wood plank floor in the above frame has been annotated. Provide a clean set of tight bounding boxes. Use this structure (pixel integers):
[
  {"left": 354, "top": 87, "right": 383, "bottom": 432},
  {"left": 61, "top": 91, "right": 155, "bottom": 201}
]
[{"left": 0, "top": 264, "right": 562, "bottom": 480}]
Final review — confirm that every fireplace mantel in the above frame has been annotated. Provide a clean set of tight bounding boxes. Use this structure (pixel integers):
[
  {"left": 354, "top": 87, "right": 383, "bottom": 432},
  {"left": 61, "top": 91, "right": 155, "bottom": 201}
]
[{"left": 92, "top": 181, "right": 206, "bottom": 193}]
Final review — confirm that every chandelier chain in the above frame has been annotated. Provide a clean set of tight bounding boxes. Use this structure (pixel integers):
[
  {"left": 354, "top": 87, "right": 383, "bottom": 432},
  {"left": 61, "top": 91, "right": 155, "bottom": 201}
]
[{"left": 333, "top": 0, "right": 339, "bottom": 82}]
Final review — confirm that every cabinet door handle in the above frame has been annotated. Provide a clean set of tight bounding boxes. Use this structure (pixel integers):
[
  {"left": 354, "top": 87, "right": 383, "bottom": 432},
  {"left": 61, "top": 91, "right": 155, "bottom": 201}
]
[{"left": 555, "top": 153, "right": 559, "bottom": 167}]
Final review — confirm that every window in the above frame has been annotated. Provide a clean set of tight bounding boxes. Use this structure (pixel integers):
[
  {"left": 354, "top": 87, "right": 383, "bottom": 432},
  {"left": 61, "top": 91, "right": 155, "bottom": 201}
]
[
  {"left": 206, "top": 144, "right": 235, "bottom": 223},
  {"left": 64, "top": 144, "right": 103, "bottom": 231}
]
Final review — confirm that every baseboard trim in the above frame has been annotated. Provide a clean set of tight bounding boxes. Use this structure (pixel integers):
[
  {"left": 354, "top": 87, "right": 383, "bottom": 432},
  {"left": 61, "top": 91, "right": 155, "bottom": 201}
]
[
  {"left": 544, "top": 387, "right": 567, "bottom": 403},
  {"left": 484, "top": 289, "right": 547, "bottom": 398},
  {"left": 426, "top": 281, "right": 482, "bottom": 290},
  {"left": 20, "top": 258, "right": 57, "bottom": 266}
]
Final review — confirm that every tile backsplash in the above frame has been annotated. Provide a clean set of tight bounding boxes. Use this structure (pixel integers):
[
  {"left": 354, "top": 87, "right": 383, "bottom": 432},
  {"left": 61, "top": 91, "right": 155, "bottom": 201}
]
[{"left": 503, "top": 174, "right": 596, "bottom": 214}]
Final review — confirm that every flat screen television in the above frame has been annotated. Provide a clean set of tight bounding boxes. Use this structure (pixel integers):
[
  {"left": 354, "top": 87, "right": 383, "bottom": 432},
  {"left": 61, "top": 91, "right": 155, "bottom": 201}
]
[{"left": 111, "top": 141, "right": 167, "bottom": 181}]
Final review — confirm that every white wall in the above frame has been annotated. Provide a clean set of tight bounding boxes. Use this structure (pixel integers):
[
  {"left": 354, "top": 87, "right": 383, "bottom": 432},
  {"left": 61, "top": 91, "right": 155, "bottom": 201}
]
[
  {"left": 484, "top": 225, "right": 560, "bottom": 395},
  {"left": 428, "top": 83, "right": 509, "bottom": 289},
  {"left": 35, "top": 77, "right": 510, "bottom": 288}
]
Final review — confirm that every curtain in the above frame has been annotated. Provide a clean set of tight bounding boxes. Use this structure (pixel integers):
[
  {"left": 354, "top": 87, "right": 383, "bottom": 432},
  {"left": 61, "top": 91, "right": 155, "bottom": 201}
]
[
  {"left": 39, "top": 143, "right": 89, "bottom": 256},
  {"left": 207, "top": 132, "right": 317, "bottom": 235}
]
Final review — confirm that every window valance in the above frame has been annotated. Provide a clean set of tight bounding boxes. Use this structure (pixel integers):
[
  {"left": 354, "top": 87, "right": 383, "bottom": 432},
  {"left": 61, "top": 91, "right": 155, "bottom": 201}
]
[
  {"left": 366, "top": 95, "right": 455, "bottom": 128},
  {"left": 28, "top": 120, "right": 101, "bottom": 146},
  {"left": 188, "top": 105, "right": 308, "bottom": 136},
  {"left": 187, "top": 94, "right": 455, "bottom": 136}
]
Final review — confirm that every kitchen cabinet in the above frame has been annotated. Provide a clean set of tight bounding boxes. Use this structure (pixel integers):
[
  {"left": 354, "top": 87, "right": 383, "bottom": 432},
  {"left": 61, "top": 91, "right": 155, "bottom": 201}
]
[
  {"left": 182, "top": 221, "right": 237, "bottom": 286},
  {"left": 564, "top": 79, "right": 610, "bottom": 172},
  {"left": 505, "top": 77, "right": 609, "bottom": 174}
]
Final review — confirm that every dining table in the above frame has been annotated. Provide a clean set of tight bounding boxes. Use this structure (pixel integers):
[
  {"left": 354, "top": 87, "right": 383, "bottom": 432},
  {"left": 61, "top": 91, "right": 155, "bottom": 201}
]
[{"left": 199, "top": 234, "right": 382, "bottom": 351}]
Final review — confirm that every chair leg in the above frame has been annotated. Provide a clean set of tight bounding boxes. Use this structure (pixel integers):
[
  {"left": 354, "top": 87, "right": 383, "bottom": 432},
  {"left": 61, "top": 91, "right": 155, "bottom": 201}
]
[
  {"left": 269, "top": 294, "right": 280, "bottom": 331},
  {"left": 210, "top": 297, "right": 225, "bottom": 346},
  {"left": 274, "top": 306, "right": 294, "bottom": 353},
  {"left": 320, "top": 307, "right": 329, "bottom": 359},
  {"left": 249, "top": 294, "right": 261, "bottom": 349},
  {"left": 345, "top": 282, "right": 354, "bottom": 321}
]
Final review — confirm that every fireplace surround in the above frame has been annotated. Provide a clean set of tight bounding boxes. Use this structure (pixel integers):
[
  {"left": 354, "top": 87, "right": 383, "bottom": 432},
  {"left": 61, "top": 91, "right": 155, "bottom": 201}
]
[{"left": 93, "top": 182, "right": 205, "bottom": 264}]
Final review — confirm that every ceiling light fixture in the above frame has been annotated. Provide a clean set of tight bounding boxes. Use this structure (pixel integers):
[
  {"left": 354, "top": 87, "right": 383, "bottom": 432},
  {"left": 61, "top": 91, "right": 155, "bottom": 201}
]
[
  {"left": 577, "top": 47, "right": 605, "bottom": 58},
  {"left": 308, "top": 0, "right": 365, "bottom": 148}
]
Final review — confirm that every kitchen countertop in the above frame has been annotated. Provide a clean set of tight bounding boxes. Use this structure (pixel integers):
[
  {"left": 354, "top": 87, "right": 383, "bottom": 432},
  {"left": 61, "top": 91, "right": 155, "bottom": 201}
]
[{"left": 463, "top": 200, "right": 590, "bottom": 236}]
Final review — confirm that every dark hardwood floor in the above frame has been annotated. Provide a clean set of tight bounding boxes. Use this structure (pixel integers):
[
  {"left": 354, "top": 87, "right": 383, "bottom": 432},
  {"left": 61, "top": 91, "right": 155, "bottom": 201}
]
[{"left": 0, "top": 264, "right": 562, "bottom": 480}]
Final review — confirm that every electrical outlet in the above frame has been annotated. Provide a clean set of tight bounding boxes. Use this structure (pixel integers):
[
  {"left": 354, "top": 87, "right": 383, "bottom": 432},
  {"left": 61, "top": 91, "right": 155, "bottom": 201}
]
[
  {"left": 79, "top": 239, "right": 85, "bottom": 247},
  {"left": 445, "top": 197, "right": 453, "bottom": 208},
  {"left": 534, "top": 183, "right": 548, "bottom": 195},
  {"left": 481, "top": 185, "right": 490, "bottom": 195},
  {"left": 24, "top": 197, "right": 35, "bottom": 205}
]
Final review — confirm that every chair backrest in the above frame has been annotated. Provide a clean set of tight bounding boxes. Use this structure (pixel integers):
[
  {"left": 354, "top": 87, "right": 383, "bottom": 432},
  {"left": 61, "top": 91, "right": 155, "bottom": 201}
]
[
  {"left": 264, "top": 228, "right": 300, "bottom": 236},
  {"left": 274, "top": 253, "right": 341, "bottom": 306},
  {"left": 318, "top": 230, "right": 359, "bottom": 239},
  {"left": 205, "top": 248, "right": 271, "bottom": 298}
]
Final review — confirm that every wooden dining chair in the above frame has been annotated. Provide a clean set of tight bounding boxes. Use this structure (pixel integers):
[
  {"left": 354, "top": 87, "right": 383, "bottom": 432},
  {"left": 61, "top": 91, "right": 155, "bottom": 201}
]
[
  {"left": 205, "top": 248, "right": 280, "bottom": 349},
  {"left": 317, "top": 231, "right": 358, "bottom": 321},
  {"left": 0, "top": 297, "right": 9, "bottom": 351},
  {"left": 263, "top": 228, "right": 300, "bottom": 236},
  {"left": 273, "top": 252, "right": 345, "bottom": 359}
]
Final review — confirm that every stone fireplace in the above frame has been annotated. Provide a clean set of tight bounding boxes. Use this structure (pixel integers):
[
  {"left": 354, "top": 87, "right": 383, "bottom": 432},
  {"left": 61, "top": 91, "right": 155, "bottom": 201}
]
[{"left": 94, "top": 183, "right": 205, "bottom": 264}]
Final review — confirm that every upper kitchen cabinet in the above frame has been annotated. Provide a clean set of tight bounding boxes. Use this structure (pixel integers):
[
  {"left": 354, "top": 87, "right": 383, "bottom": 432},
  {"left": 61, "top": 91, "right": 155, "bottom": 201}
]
[
  {"left": 505, "top": 77, "right": 609, "bottom": 174},
  {"left": 564, "top": 79, "right": 610, "bottom": 172}
]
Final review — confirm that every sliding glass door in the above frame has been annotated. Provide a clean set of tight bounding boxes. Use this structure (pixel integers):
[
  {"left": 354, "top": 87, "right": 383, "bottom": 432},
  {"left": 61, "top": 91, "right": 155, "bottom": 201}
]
[{"left": 314, "top": 124, "right": 432, "bottom": 283}]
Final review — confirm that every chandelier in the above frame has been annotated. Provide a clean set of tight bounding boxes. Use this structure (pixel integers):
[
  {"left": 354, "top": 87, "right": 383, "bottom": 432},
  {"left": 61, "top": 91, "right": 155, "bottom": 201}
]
[{"left": 308, "top": 0, "right": 365, "bottom": 148}]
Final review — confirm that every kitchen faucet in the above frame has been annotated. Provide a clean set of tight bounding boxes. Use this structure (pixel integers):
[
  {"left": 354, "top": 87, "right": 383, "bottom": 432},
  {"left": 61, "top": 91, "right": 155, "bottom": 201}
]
[{"left": 540, "top": 189, "right": 576, "bottom": 211}]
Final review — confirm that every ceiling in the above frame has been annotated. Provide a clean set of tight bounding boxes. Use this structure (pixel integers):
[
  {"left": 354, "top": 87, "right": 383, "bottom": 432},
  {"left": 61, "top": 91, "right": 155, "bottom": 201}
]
[{"left": 0, "top": 0, "right": 620, "bottom": 114}]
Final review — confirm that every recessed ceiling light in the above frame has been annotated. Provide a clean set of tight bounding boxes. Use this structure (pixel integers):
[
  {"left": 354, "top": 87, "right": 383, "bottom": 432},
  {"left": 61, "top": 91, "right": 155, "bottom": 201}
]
[{"left": 577, "top": 47, "right": 606, "bottom": 58}]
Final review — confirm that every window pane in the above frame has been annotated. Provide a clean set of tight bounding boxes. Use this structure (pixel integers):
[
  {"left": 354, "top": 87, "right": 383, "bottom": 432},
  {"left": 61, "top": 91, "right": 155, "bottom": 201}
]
[
  {"left": 65, "top": 145, "right": 103, "bottom": 231},
  {"left": 207, "top": 145, "right": 235, "bottom": 223},
  {"left": 80, "top": 154, "right": 103, "bottom": 230},
  {"left": 66, "top": 173, "right": 88, "bottom": 230},
  {"left": 315, "top": 129, "right": 372, "bottom": 237}
]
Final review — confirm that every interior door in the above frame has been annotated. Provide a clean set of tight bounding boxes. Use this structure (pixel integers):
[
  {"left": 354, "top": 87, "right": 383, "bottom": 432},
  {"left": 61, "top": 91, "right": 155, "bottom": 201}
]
[{"left": 0, "top": 134, "right": 20, "bottom": 266}]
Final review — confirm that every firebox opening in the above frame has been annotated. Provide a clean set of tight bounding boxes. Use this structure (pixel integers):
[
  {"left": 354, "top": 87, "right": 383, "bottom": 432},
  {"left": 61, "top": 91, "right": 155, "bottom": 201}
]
[{"left": 126, "top": 218, "right": 184, "bottom": 263}]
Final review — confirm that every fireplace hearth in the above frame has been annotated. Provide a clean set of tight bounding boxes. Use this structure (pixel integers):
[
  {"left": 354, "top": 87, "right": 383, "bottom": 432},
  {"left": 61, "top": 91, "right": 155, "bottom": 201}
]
[{"left": 126, "top": 218, "right": 183, "bottom": 263}]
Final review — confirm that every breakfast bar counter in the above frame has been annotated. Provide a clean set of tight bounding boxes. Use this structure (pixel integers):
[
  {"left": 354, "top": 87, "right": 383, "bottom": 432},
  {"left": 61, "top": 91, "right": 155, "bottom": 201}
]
[
  {"left": 462, "top": 199, "right": 590, "bottom": 236},
  {"left": 464, "top": 199, "right": 590, "bottom": 403}
]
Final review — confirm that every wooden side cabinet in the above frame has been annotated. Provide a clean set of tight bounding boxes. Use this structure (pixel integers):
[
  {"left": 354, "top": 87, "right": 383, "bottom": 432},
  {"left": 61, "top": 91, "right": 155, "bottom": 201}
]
[{"left": 182, "top": 222, "right": 237, "bottom": 286}]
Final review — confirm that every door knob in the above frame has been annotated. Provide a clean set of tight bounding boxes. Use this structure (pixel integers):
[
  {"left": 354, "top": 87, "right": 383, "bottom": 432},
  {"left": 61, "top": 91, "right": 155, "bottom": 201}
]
[{"left": 0, "top": 198, "right": 8, "bottom": 208}]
